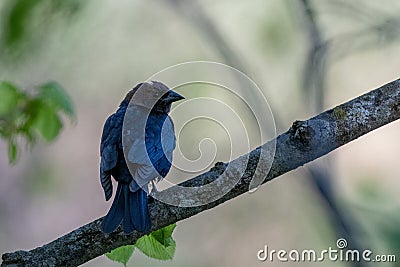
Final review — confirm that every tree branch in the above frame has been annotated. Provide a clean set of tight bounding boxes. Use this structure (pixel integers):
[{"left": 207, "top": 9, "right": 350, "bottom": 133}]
[{"left": 2, "top": 78, "right": 400, "bottom": 266}]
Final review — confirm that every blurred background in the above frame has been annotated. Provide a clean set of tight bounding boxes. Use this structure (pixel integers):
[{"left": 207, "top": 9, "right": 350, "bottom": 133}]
[{"left": 1, "top": 0, "right": 400, "bottom": 266}]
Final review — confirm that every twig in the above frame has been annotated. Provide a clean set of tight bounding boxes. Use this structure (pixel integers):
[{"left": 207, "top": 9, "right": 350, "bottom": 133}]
[{"left": 299, "top": 0, "right": 327, "bottom": 111}]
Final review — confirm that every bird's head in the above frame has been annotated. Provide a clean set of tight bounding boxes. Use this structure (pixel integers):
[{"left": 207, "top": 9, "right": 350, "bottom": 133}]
[
  {"left": 152, "top": 88, "right": 185, "bottom": 113},
  {"left": 121, "top": 81, "right": 184, "bottom": 113}
]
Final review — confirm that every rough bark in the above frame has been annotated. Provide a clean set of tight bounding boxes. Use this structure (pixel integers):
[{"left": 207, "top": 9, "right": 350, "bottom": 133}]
[{"left": 2, "top": 78, "right": 400, "bottom": 266}]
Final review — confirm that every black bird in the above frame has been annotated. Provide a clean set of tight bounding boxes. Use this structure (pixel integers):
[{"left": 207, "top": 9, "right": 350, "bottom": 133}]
[{"left": 100, "top": 81, "right": 184, "bottom": 234}]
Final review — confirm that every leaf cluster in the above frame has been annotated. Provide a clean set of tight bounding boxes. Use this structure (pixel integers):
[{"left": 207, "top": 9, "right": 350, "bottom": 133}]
[
  {"left": 106, "top": 224, "right": 177, "bottom": 266},
  {"left": 0, "top": 81, "right": 75, "bottom": 164}
]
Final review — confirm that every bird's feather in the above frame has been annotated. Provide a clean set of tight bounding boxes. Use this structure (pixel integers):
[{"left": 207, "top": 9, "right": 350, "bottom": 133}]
[{"left": 101, "top": 183, "right": 124, "bottom": 233}]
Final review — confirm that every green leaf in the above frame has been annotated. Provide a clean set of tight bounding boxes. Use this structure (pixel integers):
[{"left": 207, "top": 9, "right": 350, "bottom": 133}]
[
  {"left": 38, "top": 82, "right": 75, "bottom": 118},
  {"left": 30, "top": 101, "right": 63, "bottom": 141},
  {"left": 0, "top": 81, "right": 21, "bottom": 116},
  {"left": 106, "top": 245, "right": 135, "bottom": 267},
  {"left": 2, "top": 0, "right": 42, "bottom": 48},
  {"left": 8, "top": 139, "right": 18, "bottom": 164},
  {"left": 135, "top": 224, "right": 177, "bottom": 260}
]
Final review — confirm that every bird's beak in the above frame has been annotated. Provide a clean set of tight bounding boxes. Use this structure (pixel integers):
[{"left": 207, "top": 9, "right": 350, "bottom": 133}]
[{"left": 165, "top": 91, "right": 185, "bottom": 103}]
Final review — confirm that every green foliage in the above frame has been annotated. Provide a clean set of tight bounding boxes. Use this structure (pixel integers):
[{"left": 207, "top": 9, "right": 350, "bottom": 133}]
[
  {"left": 0, "top": 82, "right": 22, "bottom": 115},
  {"left": 2, "top": 0, "right": 41, "bottom": 49},
  {"left": 7, "top": 139, "right": 18, "bottom": 163},
  {"left": 29, "top": 100, "right": 63, "bottom": 141},
  {"left": 135, "top": 224, "right": 177, "bottom": 260},
  {"left": 106, "top": 245, "right": 135, "bottom": 267},
  {"left": 0, "top": 0, "right": 85, "bottom": 59},
  {"left": 105, "top": 224, "right": 177, "bottom": 266},
  {"left": 38, "top": 82, "right": 75, "bottom": 117},
  {"left": 0, "top": 81, "right": 75, "bottom": 164}
]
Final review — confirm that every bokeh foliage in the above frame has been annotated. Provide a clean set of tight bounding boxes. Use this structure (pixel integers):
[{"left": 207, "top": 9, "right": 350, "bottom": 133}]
[
  {"left": 0, "top": 0, "right": 84, "bottom": 60},
  {"left": 0, "top": 0, "right": 83, "bottom": 163},
  {"left": 0, "top": 81, "right": 75, "bottom": 164}
]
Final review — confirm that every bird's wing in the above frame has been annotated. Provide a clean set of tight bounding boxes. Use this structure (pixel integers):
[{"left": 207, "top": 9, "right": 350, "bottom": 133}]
[
  {"left": 146, "top": 116, "right": 176, "bottom": 168},
  {"left": 100, "top": 112, "right": 123, "bottom": 200},
  {"left": 128, "top": 116, "right": 176, "bottom": 190}
]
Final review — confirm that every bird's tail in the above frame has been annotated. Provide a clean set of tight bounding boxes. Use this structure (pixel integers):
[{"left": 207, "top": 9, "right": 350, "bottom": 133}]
[{"left": 101, "top": 183, "right": 151, "bottom": 234}]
